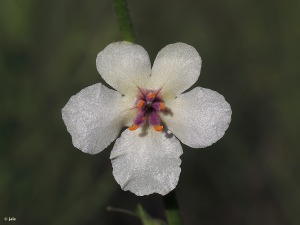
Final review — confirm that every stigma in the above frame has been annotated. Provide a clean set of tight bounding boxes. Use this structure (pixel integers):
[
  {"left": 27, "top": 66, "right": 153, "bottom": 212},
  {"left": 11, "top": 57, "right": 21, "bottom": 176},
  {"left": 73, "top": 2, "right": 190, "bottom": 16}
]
[{"left": 129, "top": 89, "right": 166, "bottom": 132}]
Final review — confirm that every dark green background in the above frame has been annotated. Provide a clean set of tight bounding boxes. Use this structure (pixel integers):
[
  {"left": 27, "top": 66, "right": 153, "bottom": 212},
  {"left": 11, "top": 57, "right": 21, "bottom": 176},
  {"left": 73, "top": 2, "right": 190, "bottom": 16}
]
[{"left": 1, "top": 0, "right": 299, "bottom": 224}]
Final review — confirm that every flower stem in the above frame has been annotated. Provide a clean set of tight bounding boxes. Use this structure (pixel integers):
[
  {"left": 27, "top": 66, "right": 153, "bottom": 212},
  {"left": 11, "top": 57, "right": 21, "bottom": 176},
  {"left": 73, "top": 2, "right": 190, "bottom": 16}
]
[
  {"left": 112, "top": 0, "right": 135, "bottom": 42},
  {"left": 106, "top": 206, "right": 139, "bottom": 218},
  {"left": 163, "top": 190, "right": 184, "bottom": 225},
  {"left": 112, "top": 1, "right": 183, "bottom": 224}
]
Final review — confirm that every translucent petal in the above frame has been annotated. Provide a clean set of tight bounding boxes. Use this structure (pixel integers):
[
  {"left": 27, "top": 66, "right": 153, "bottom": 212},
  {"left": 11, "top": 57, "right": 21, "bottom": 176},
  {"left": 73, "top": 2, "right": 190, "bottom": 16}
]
[
  {"left": 149, "top": 43, "right": 201, "bottom": 99},
  {"left": 110, "top": 129, "right": 183, "bottom": 196},
  {"left": 62, "top": 83, "right": 126, "bottom": 154},
  {"left": 162, "top": 87, "right": 232, "bottom": 148},
  {"left": 96, "top": 42, "right": 151, "bottom": 96}
]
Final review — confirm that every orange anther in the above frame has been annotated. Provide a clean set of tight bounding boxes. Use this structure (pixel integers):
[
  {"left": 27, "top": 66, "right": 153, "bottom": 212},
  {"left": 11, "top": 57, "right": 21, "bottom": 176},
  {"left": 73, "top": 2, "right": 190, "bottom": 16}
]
[
  {"left": 147, "top": 93, "right": 155, "bottom": 99},
  {"left": 159, "top": 102, "right": 166, "bottom": 111},
  {"left": 137, "top": 100, "right": 145, "bottom": 109},
  {"left": 128, "top": 124, "right": 139, "bottom": 131},
  {"left": 142, "top": 116, "right": 146, "bottom": 121},
  {"left": 153, "top": 125, "right": 164, "bottom": 132}
]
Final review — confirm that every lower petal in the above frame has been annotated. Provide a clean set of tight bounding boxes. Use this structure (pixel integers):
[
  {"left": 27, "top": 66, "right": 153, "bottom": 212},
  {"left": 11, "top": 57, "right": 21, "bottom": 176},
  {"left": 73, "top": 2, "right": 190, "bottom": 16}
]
[
  {"left": 62, "top": 83, "right": 126, "bottom": 154},
  {"left": 110, "top": 129, "right": 183, "bottom": 196},
  {"left": 162, "top": 87, "right": 232, "bottom": 148}
]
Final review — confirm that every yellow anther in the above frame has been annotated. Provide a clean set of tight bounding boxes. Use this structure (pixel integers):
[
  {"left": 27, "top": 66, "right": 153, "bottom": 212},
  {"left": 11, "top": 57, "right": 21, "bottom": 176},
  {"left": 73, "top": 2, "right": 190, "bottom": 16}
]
[
  {"left": 153, "top": 125, "right": 164, "bottom": 132},
  {"left": 137, "top": 100, "right": 145, "bottom": 109},
  {"left": 159, "top": 102, "right": 166, "bottom": 111},
  {"left": 147, "top": 93, "right": 155, "bottom": 99},
  {"left": 128, "top": 124, "right": 139, "bottom": 131}
]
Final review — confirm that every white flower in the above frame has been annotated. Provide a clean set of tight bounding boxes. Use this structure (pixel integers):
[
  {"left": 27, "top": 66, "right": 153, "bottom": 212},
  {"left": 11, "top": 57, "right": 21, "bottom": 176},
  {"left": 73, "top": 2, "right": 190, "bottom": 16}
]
[{"left": 62, "top": 41, "right": 232, "bottom": 196}]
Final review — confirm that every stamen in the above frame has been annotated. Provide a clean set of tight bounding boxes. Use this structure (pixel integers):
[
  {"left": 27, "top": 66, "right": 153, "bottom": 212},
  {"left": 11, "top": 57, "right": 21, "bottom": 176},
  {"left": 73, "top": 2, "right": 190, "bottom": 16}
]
[
  {"left": 128, "top": 124, "right": 139, "bottom": 131},
  {"left": 147, "top": 92, "right": 155, "bottom": 99},
  {"left": 153, "top": 125, "right": 164, "bottom": 132},
  {"left": 159, "top": 102, "right": 165, "bottom": 111},
  {"left": 132, "top": 88, "right": 166, "bottom": 132},
  {"left": 137, "top": 100, "right": 145, "bottom": 109}
]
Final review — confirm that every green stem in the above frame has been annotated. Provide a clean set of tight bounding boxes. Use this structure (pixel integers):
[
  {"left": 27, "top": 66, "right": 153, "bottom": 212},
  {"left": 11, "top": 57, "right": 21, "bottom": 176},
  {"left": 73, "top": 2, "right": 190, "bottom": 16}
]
[
  {"left": 163, "top": 190, "right": 184, "bottom": 225},
  {"left": 107, "top": 206, "right": 139, "bottom": 218},
  {"left": 112, "top": 0, "right": 135, "bottom": 42}
]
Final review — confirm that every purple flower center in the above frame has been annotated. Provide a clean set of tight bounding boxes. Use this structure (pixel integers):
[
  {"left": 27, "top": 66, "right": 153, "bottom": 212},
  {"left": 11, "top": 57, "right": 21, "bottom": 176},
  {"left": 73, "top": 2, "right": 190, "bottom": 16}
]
[{"left": 129, "top": 88, "right": 166, "bottom": 132}]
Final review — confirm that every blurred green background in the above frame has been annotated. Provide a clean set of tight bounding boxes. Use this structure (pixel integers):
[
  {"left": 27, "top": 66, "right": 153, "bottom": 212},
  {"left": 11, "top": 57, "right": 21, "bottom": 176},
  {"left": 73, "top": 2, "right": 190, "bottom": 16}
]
[{"left": 1, "top": 0, "right": 300, "bottom": 224}]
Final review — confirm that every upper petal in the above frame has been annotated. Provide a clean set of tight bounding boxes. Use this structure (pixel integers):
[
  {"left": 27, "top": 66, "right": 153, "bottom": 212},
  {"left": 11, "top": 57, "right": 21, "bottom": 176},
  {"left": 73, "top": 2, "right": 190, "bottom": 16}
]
[
  {"left": 110, "top": 128, "right": 183, "bottom": 196},
  {"left": 148, "top": 43, "right": 201, "bottom": 99},
  {"left": 96, "top": 42, "right": 151, "bottom": 96},
  {"left": 161, "top": 87, "right": 232, "bottom": 148},
  {"left": 62, "top": 83, "right": 126, "bottom": 154}
]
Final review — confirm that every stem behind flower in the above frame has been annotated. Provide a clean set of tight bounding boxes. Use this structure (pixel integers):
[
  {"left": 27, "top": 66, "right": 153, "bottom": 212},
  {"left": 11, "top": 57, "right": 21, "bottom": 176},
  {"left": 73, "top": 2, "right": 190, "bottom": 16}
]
[
  {"left": 112, "top": 0, "right": 135, "bottom": 42},
  {"left": 163, "top": 191, "right": 184, "bottom": 225}
]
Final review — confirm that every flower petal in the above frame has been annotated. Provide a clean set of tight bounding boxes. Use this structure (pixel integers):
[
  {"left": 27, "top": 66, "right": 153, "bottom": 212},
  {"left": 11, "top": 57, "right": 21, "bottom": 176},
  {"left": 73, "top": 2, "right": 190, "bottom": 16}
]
[
  {"left": 162, "top": 87, "right": 232, "bottom": 148},
  {"left": 110, "top": 129, "right": 183, "bottom": 196},
  {"left": 62, "top": 83, "right": 126, "bottom": 154},
  {"left": 96, "top": 42, "right": 151, "bottom": 96},
  {"left": 149, "top": 43, "right": 201, "bottom": 99}
]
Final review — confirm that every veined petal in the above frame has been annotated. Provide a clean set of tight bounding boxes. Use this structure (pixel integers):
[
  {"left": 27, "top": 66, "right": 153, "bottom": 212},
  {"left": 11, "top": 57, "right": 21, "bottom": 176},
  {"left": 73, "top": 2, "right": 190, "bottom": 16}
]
[
  {"left": 62, "top": 83, "right": 126, "bottom": 154},
  {"left": 149, "top": 43, "right": 201, "bottom": 99},
  {"left": 96, "top": 42, "right": 151, "bottom": 96},
  {"left": 110, "top": 129, "right": 183, "bottom": 196},
  {"left": 161, "top": 87, "right": 232, "bottom": 148}
]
